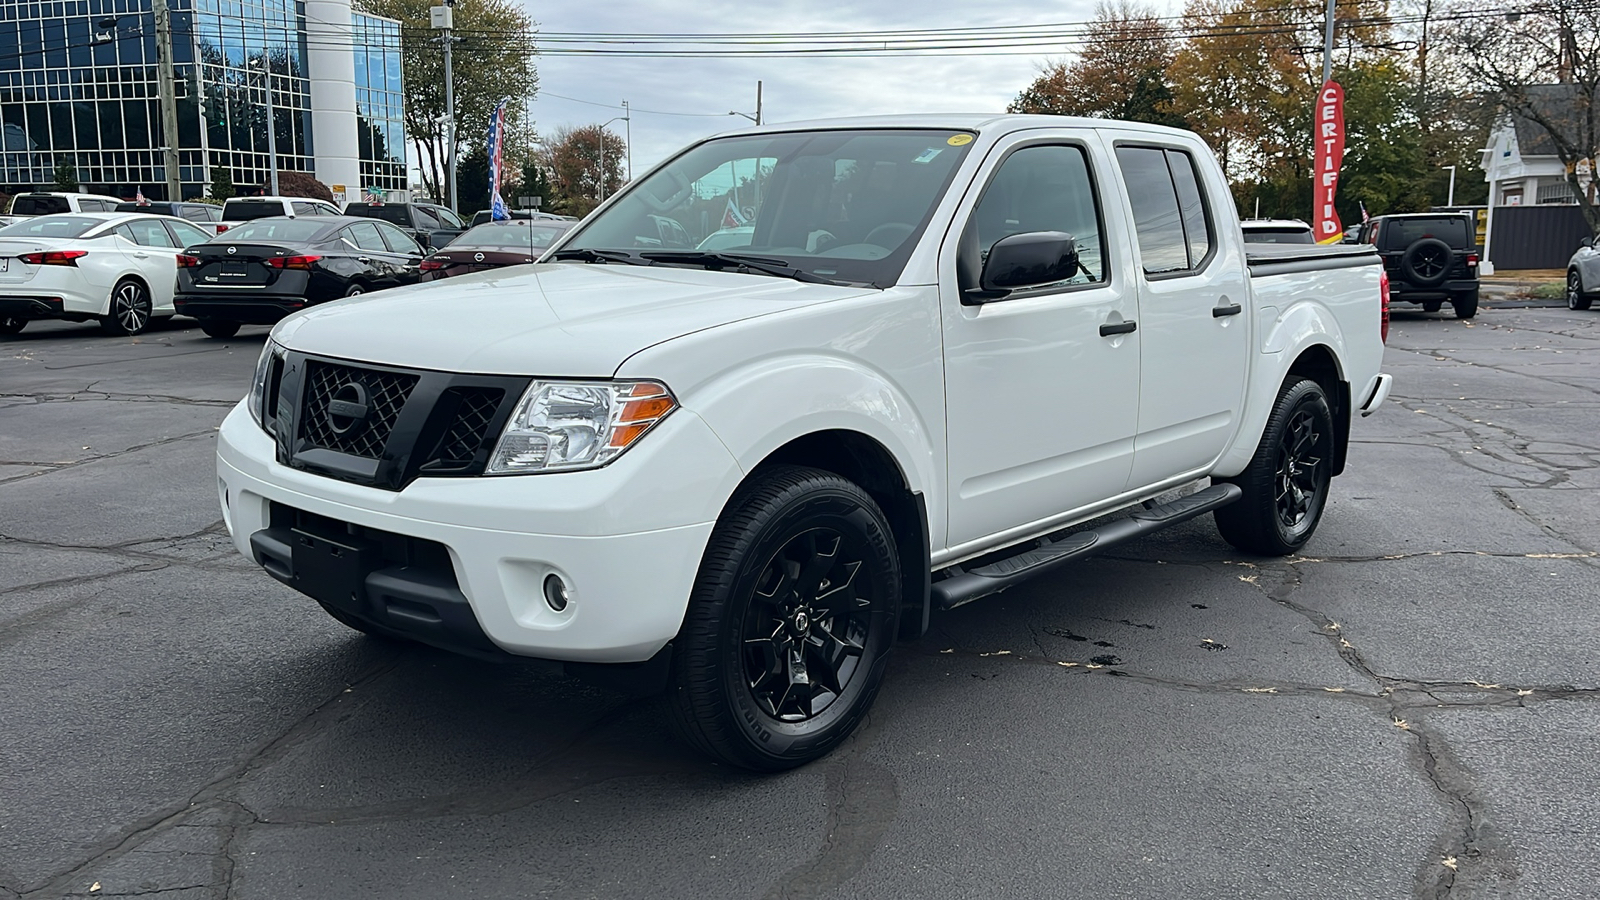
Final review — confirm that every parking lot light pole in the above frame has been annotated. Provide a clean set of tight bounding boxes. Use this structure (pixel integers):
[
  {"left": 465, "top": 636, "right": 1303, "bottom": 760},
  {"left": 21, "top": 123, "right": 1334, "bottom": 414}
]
[{"left": 249, "top": 57, "right": 279, "bottom": 196}]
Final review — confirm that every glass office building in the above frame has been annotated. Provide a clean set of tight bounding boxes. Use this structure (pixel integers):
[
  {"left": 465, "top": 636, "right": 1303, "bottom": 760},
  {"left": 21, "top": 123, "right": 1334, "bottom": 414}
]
[{"left": 0, "top": 0, "right": 405, "bottom": 201}]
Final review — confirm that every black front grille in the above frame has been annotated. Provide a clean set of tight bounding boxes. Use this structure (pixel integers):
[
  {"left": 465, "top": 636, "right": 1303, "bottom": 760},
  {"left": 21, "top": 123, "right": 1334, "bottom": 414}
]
[
  {"left": 298, "top": 360, "right": 420, "bottom": 459},
  {"left": 425, "top": 387, "right": 505, "bottom": 469}
]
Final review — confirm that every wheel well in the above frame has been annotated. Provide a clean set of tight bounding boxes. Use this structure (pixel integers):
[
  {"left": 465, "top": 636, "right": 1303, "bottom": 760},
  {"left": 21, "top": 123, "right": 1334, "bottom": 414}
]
[
  {"left": 1287, "top": 345, "right": 1350, "bottom": 476},
  {"left": 114, "top": 274, "right": 149, "bottom": 294},
  {"left": 755, "top": 430, "right": 930, "bottom": 640}
]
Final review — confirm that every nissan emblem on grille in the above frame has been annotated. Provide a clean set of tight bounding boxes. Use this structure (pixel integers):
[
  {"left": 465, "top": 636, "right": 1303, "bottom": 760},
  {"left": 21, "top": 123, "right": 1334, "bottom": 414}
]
[{"left": 326, "top": 383, "right": 370, "bottom": 434}]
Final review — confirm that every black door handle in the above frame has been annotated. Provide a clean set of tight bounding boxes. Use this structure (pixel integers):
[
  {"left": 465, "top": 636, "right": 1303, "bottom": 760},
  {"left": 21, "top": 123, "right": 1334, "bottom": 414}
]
[
  {"left": 1099, "top": 320, "right": 1137, "bottom": 337},
  {"left": 1213, "top": 303, "right": 1243, "bottom": 317}
]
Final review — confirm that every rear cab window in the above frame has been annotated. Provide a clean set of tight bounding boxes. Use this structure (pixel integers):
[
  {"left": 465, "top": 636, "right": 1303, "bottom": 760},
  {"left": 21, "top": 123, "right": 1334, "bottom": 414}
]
[
  {"left": 11, "top": 195, "right": 70, "bottom": 215},
  {"left": 222, "top": 200, "right": 290, "bottom": 221},
  {"left": 345, "top": 204, "right": 413, "bottom": 227}
]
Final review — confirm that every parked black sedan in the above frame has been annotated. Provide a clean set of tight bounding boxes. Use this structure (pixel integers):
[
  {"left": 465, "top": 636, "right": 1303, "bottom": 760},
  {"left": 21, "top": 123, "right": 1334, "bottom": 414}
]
[
  {"left": 175, "top": 216, "right": 424, "bottom": 338},
  {"left": 417, "top": 219, "right": 575, "bottom": 282}
]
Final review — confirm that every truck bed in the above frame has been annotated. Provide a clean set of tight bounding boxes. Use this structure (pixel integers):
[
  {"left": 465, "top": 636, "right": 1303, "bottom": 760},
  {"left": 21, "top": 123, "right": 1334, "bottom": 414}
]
[{"left": 1245, "top": 243, "right": 1379, "bottom": 277}]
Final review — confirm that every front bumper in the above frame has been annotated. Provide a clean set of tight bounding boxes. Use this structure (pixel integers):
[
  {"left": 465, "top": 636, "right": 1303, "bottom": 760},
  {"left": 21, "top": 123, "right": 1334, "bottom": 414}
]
[{"left": 216, "top": 402, "right": 740, "bottom": 663}]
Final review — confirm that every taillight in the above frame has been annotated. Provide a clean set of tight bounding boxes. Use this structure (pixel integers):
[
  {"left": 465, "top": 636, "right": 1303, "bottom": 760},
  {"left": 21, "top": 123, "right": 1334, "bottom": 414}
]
[
  {"left": 19, "top": 250, "right": 87, "bottom": 266},
  {"left": 1466, "top": 253, "right": 1479, "bottom": 267},
  {"left": 1379, "top": 269, "right": 1391, "bottom": 344},
  {"left": 264, "top": 254, "right": 321, "bottom": 270},
  {"left": 176, "top": 254, "right": 200, "bottom": 268},
  {"left": 215, "top": 224, "right": 230, "bottom": 233},
  {"left": 419, "top": 258, "right": 446, "bottom": 272}
]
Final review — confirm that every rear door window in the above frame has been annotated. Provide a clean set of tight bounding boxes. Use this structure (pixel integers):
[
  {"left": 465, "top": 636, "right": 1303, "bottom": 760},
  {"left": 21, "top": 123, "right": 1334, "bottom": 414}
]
[
  {"left": 346, "top": 222, "right": 390, "bottom": 252},
  {"left": 165, "top": 219, "right": 212, "bottom": 247},
  {"left": 1115, "top": 146, "right": 1214, "bottom": 276},
  {"left": 125, "top": 217, "right": 178, "bottom": 247}
]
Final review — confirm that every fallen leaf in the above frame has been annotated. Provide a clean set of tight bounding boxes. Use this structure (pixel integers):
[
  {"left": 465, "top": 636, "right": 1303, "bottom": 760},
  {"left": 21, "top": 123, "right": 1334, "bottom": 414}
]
[
  {"left": 1056, "top": 661, "right": 1079, "bottom": 668},
  {"left": 1468, "top": 681, "right": 1501, "bottom": 689},
  {"left": 1085, "top": 663, "right": 1103, "bottom": 670},
  {"left": 1442, "top": 856, "right": 1458, "bottom": 871},
  {"left": 939, "top": 648, "right": 953, "bottom": 654},
  {"left": 90, "top": 884, "right": 101, "bottom": 894},
  {"left": 1517, "top": 689, "right": 1533, "bottom": 697},
  {"left": 1393, "top": 717, "right": 1410, "bottom": 730},
  {"left": 1238, "top": 574, "right": 1258, "bottom": 584},
  {"left": 1339, "top": 638, "right": 1354, "bottom": 648},
  {"left": 979, "top": 650, "right": 1012, "bottom": 657},
  {"left": 1242, "top": 687, "right": 1277, "bottom": 694},
  {"left": 1323, "top": 686, "right": 1346, "bottom": 693},
  {"left": 1325, "top": 622, "right": 1341, "bottom": 631}
]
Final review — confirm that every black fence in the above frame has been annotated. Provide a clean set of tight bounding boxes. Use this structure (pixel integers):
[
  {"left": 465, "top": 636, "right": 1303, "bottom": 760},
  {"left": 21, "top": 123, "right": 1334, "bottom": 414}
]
[{"left": 1488, "top": 205, "right": 1591, "bottom": 270}]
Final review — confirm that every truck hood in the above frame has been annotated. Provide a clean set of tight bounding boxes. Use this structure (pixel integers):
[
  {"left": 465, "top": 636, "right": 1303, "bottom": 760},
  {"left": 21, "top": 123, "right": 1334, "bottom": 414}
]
[{"left": 273, "top": 262, "right": 875, "bottom": 376}]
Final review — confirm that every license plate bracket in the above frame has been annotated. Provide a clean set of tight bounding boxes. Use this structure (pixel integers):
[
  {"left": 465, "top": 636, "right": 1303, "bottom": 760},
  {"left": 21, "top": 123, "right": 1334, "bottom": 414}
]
[{"left": 291, "top": 527, "right": 382, "bottom": 611}]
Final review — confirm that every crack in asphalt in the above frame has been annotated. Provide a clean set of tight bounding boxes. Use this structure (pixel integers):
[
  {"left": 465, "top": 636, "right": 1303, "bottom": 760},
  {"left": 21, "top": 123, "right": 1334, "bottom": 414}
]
[
  {"left": 0, "top": 429, "right": 217, "bottom": 486},
  {"left": 17, "top": 658, "right": 403, "bottom": 899}
]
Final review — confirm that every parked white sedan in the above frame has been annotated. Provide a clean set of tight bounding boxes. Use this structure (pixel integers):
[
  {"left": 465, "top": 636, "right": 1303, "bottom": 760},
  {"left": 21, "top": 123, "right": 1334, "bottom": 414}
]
[{"left": 0, "top": 212, "right": 213, "bottom": 336}]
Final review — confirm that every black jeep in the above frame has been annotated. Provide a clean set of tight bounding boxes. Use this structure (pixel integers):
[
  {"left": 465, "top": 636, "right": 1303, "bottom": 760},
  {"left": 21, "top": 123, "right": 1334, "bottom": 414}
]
[{"left": 1358, "top": 213, "right": 1480, "bottom": 319}]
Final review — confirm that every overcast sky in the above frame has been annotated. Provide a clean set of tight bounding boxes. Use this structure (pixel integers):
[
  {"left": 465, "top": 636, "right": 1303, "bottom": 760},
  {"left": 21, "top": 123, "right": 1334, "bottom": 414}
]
[{"left": 515, "top": 0, "right": 1182, "bottom": 179}]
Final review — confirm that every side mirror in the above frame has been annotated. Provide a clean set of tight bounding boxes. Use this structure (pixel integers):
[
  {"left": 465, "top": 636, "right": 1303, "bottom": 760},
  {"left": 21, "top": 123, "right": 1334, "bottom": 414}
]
[
  {"left": 1582, "top": 236, "right": 1594, "bottom": 249},
  {"left": 971, "top": 231, "right": 1079, "bottom": 300}
]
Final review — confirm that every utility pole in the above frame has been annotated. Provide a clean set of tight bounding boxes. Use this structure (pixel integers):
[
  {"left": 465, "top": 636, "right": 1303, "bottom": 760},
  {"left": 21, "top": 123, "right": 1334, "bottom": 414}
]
[
  {"left": 432, "top": 3, "right": 458, "bottom": 211},
  {"left": 755, "top": 80, "right": 762, "bottom": 126},
  {"left": 622, "top": 100, "right": 631, "bottom": 180},
  {"left": 1320, "top": 0, "right": 1336, "bottom": 84},
  {"left": 153, "top": 0, "right": 182, "bottom": 199},
  {"left": 253, "top": 57, "right": 279, "bottom": 195}
]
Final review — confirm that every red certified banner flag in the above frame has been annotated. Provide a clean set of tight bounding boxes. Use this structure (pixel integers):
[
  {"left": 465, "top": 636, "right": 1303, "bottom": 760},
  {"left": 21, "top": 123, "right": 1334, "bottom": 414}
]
[{"left": 1313, "top": 80, "right": 1346, "bottom": 244}]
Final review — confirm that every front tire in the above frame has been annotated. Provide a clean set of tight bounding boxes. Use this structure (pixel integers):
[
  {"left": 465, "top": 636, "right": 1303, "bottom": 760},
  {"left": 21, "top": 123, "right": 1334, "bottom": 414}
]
[
  {"left": 100, "top": 279, "right": 152, "bottom": 335},
  {"left": 1569, "top": 270, "right": 1594, "bottom": 311},
  {"left": 0, "top": 316, "right": 25, "bottom": 335},
  {"left": 199, "top": 320, "right": 241, "bottom": 339},
  {"left": 668, "top": 465, "right": 900, "bottom": 771},
  {"left": 1214, "top": 378, "right": 1336, "bottom": 556}
]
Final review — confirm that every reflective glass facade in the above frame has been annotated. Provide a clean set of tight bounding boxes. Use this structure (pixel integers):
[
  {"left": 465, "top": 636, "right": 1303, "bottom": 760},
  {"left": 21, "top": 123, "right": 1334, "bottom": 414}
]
[
  {"left": 352, "top": 12, "right": 403, "bottom": 191},
  {"left": 0, "top": 0, "right": 404, "bottom": 200}
]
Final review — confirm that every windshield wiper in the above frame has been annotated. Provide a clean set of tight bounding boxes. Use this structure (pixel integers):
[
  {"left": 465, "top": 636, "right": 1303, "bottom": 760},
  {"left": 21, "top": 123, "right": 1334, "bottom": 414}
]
[
  {"left": 549, "top": 248, "right": 653, "bottom": 266},
  {"left": 640, "top": 251, "right": 847, "bottom": 286}
]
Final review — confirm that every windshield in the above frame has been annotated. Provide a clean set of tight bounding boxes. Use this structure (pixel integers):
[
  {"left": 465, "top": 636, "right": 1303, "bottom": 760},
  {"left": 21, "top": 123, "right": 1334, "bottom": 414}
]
[
  {"left": 222, "top": 200, "right": 288, "bottom": 221},
  {"left": 1243, "top": 227, "right": 1314, "bottom": 244},
  {"left": 214, "top": 218, "right": 332, "bottom": 243},
  {"left": 0, "top": 215, "right": 100, "bottom": 238},
  {"left": 559, "top": 128, "right": 976, "bottom": 286},
  {"left": 453, "top": 222, "right": 572, "bottom": 250}
]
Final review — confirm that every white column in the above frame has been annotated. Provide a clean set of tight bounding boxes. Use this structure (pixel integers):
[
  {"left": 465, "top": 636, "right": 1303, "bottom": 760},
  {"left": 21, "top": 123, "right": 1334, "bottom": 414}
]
[{"left": 304, "top": 0, "right": 361, "bottom": 203}]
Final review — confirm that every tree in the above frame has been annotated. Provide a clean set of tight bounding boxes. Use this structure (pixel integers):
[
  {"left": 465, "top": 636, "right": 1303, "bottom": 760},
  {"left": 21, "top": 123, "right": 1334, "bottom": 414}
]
[
  {"left": 1008, "top": 1, "right": 1185, "bottom": 128},
  {"left": 208, "top": 164, "right": 235, "bottom": 202},
  {"left": 276, "top": 171, "right": 335, "bottom": 203},
  {"left": 520, "top": 159, "right": 552, "bottom": 210},
  {"left": 52, "top": 159, "right": 78, "bottom": 191},
  {"left": 355, "top": 0, "right": 538, "bottom": 209},
  {"left": 1444, "top": 0, "right": 1599, "bottom": 236},
  {"left": 539, "top": 125, "right": 626, "bottom": 218}
]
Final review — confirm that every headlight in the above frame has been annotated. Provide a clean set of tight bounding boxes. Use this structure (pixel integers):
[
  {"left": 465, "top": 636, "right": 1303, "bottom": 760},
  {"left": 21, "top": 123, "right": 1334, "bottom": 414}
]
[
  {"left": 486, "top": 380, "right": 676, "bottom": 474},
  {"left": 247, "top": 340, "right": 286, "bottom": 433}
]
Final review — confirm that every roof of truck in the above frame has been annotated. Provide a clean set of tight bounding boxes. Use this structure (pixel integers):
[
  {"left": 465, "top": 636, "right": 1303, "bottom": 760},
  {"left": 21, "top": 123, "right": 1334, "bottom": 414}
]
[{"left": 718, "top": 113, "right": 1199, "bottom": 140}]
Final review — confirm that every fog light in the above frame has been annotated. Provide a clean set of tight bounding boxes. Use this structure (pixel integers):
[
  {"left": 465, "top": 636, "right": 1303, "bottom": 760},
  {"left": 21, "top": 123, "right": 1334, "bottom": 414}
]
[{"left": 543, "top": 574, "right": 570, "bottom": 612}]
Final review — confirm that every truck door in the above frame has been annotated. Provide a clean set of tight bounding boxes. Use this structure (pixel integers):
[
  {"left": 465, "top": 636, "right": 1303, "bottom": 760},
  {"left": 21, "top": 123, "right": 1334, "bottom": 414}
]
[
  {"left": 941, "top": 136, "right": 1141, "bottom": 551},
  {"left": 1108, "top": 140, "right": 1250, "bottom": 487}
]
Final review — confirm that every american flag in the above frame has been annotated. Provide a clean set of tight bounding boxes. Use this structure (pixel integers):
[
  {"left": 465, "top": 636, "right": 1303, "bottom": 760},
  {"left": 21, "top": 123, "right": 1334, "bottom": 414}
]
[
  {"left": 135, "top": 186, "right": 148, "bottom": 206},
  {"left": 486, "top": 99, "right": 509, "bottom": 220},
  {"left": 722, "top": 196, "right": 747, "bottom": 229},
  {"left": 365, "top": 186, "right": 384, "bottom": 205}
]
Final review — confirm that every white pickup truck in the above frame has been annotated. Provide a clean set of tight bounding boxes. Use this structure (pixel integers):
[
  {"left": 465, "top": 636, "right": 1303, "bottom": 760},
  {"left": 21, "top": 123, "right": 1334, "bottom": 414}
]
[{"left": 217, "top": 115, "right": 1393, "bottom": 770}]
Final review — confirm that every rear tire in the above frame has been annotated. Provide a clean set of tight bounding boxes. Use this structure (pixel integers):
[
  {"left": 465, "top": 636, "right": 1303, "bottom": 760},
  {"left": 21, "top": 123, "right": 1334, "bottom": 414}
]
[
  {"left": 1214, "top": 378, "right": 1335, "bottom": 556},
  {"left": 0, "top": 316, "right": 25, "bottom": 335},
  {"left": 1422, "top": 300, "right": 1442, "bottom": 313},
  {"left": 668, "top": 465, "right": 899, "bottom": 771},
  {"left": 1452, "top": 289, "right": 1479, "bottom": 319},
  {"left": 199, "top": 320, "right": 241, "bottom": 339},
  {"left": 100, "top": 279, "right": 152, "bottom": 336},
  {"left": 1569, "top": 270, "right": 1594, "bottom": 311},
  {"left": 343, "top": 284, "right": 366, "bottom": 297}
]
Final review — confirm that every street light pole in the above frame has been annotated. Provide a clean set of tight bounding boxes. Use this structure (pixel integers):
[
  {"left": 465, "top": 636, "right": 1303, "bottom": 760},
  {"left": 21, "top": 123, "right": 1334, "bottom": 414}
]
[
  {"left": 597, "top": 115, "right": 624, "bottom": 204},
  {"left": 152, "top": 0, "right": 182, "bottom": 199},
  {"left": 431, "top": 3, "right": 458, "bottom": 211},
  {"left": 252, "top": 57, "right": 279, "bottom": 195}
]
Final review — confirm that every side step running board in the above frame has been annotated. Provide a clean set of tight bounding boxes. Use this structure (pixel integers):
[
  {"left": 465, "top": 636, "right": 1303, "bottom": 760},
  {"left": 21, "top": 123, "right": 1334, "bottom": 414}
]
[{"left": 931, "top": 483, "right": 1242, "bottom": 610}]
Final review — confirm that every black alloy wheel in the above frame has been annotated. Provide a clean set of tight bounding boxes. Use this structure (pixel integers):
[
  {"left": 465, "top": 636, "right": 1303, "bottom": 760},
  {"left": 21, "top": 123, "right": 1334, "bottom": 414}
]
[
  {"left": 1570, "top": 270, "right": 1594, "bottom": 311},
  {"left": 1214, "top": 378, "right": 1335, "bottom": 555},
  {"left": 101, "top": 279, "right": 152, "bottom": 336},
  {"left": 0, "top": 316, "right": 25, "bottom": 335},
  {"left": 669, "top": 465, "right": 899, "bottom": 771}
]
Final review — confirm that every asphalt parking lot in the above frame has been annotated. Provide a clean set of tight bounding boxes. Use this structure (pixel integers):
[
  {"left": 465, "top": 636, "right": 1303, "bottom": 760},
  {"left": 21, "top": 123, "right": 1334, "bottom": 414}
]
[{"left": 3, "top": 299, "right": 1598, "bottom": 899}]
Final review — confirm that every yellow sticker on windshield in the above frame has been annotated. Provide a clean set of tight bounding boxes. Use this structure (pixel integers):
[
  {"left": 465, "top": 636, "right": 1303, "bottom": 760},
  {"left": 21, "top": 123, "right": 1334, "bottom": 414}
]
[{"left": 947, "top": 134, "right": 974, "bottom": 146}]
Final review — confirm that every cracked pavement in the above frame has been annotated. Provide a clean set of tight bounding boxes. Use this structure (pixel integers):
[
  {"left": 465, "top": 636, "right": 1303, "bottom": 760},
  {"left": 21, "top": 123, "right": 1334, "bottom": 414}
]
[{"left": 3, "top": 304, "right": 1598, "bottom": 899}]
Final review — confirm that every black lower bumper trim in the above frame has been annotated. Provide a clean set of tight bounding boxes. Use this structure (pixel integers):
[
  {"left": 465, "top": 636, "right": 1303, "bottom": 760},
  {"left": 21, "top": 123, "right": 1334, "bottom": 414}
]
[
  {"left": 0, "top": 296, "right": 65, "bottom": 318},
  {"left": 175, "top": 298, "right": 306, "bottom": 324}
]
